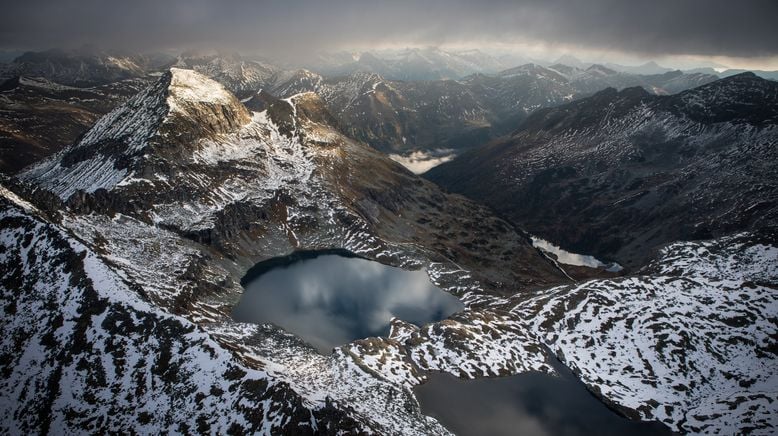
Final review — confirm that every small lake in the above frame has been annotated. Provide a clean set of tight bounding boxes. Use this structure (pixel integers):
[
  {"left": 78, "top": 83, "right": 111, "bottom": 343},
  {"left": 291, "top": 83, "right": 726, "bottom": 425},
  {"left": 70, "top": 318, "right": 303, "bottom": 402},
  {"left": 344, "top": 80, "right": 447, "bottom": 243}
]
[
  {"left": 414, "top": 367, "right": 672, "bottom": 436},
  {"left": 233, "top": 250, "right": 464, "bottom": 353}
]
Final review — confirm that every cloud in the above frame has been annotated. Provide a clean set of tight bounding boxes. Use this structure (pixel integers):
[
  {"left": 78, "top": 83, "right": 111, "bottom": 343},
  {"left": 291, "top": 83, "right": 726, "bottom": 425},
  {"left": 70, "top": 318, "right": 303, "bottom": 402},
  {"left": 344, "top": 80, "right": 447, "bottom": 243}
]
[{"left": 0, "top": 0, "right": 776, "bottom": 60}]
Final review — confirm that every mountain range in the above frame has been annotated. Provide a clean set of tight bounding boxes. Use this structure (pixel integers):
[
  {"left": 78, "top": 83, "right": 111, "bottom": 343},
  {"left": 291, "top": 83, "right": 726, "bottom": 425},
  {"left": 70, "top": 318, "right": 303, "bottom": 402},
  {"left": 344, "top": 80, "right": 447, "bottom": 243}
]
[
  {"left": 0, "top": 49, "right": 727, "bottom": 171},
  {"left": 265, "top": 62, "right": 720, "bottom": 157},
  {"left": 0, "top": 47, "right": 776, "bottom": 434},
  {"left": 427, "top": 72, "right": 778, "bottom": 267}
]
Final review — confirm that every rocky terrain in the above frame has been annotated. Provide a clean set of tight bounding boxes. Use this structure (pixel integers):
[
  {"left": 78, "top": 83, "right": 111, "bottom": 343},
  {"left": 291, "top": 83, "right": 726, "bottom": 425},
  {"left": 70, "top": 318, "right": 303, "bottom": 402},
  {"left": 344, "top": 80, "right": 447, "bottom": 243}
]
[
  {"left": 1, "top": 66, "right": 573, "bottom": 433},
  {"left": 0, "top": 48, "right": 172, "bottom": 86},
  {"left": 1, "top": 64, "right": 775, "bottom": 435},
  {"left": 428, "top": 72, "right": 778, "bottom": 267},
  {"left": 0, "top": 75, "right": 153, "bottom": 173}
]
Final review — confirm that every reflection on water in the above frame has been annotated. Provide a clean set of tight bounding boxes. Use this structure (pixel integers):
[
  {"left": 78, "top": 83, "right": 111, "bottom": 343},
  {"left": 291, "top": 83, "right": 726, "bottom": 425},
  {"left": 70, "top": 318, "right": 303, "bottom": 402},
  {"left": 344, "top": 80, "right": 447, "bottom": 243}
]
[
  {"left": 233, "top": 251, "right": 464, "bottom": 353},
  {"left": 414, "top": 369, "right": 672, "bottom": 436}
]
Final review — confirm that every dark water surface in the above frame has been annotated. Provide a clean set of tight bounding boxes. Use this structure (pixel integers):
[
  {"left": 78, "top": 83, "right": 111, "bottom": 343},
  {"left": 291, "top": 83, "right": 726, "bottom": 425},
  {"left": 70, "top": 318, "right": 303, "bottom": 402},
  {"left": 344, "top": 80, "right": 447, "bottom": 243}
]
[
  {"left": 234, "top": 250, "right": 464, "bottom": 353},
  {"left": 414, "top": 365, "right": 673, "bottom": 436}
]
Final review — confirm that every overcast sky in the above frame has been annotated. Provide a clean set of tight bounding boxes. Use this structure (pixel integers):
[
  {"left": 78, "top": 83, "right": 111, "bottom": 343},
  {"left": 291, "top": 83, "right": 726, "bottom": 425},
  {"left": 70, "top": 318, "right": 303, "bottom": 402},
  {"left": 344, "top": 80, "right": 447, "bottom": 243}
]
[{"left": 1, "top": 0, "right": 776, "bottom": 68}]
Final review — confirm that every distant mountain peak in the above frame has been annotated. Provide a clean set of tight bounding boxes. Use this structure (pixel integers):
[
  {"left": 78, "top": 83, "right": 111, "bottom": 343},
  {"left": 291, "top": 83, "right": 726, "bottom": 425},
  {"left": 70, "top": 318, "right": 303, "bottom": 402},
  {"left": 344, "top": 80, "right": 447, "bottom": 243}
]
[
  {"left": 585, "top": 64, "right": 618, "bottom": 75},
  {"left": 5, "top": 48, "right": 167, "bottom": 86},
  {"left": 671, "top": 72, "right": 778, "bottom": 125},
  {"left": 729, "top": 71, "right": 758, "bottom": 78},
  {"left": 553, "top": 54, "right": 589, "bottom": 69},
  {"left": 498, "top": 63, "right": 562, "bottom": 79}
]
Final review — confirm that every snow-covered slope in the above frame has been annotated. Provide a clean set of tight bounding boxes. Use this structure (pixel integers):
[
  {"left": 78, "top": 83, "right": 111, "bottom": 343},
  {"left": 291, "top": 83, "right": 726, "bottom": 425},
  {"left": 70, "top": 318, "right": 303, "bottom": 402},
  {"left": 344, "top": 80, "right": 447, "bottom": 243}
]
[
  {"left": 346, "top": 231, "right": 778, "bottom": 433},
  {"left": 20, "top": 68, "right": 563, "bottom": 292},
  {"left": 0, "top": 189, "right": 368, "bottom": 434},
  {"left": 4, "top": 67, "right": 575, "bottom": 433},
  {"left": 510, "top": 231, "right": 778, "bottom": 433},
  {"left": 0, "top": 74, "right": 152, "bottom": 173}
]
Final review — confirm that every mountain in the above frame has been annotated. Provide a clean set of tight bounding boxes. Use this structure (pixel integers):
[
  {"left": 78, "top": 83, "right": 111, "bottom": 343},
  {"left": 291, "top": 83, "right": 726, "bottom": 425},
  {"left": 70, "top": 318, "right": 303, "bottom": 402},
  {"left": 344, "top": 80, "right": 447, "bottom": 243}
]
[
  {"left": 639, "top": 70, "right": 720, "bottom": 94},
  {"left": 23, "top": 67, "right": 563, "bottom": 292},
  {"left": 0, "top": 75, "right": 154, "bottom": 174},
  {"left": 307, "top": 47, "right": 508, "bottom": 81},
  {"left": 546, "top": 64, "right": 719, "bottom": 96},
  {"left": 605, "top": 61, "right": 674, "bottom": 75},
  {"left": 553, "top": 54, "right": 590, "bottom": 69},
  {"left": 0, "top": 50, "right": 24, "bottom": 63},
  {"left": 472, "top": 63, "right": 574, "bottom": 110},
  {"left": 3, "top": 68, "right": 777, "bottom": 434},
  {"left": 0, "top": 48, "right": 172, "bottom": 86},
  {"left": 0, "top": 49, "right": 722, "bottom": 177},
  {"left": 267, "top": 63, "right": 718, "bottom": 158},
  {"left": 450, "top": 49, "right": 509, "bottom": 72},
  {"left": 427, "top": 73, "right": 778, "bottom": 267},
  {"left": 173, "top": 51, "right": 285, "bottom": 97},
  {"left": 720, "top": 68, "right": 778, "bottom": 81},
  {"left": 270, "top": 69, "right": 493, "bottom": 154},
  {"left": 684, "top": 67, "right": 721, "bottom": 75}
]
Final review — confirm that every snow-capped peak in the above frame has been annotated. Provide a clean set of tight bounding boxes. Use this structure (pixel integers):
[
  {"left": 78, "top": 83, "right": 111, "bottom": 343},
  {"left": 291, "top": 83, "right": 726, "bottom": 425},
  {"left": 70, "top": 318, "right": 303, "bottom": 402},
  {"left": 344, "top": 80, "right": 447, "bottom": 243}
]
[
  {"left": 163, "top": 68, "right": 251, "bottom": 134},
  {"left": 167, "top": 67, "right": 239, "bottom": 108}
]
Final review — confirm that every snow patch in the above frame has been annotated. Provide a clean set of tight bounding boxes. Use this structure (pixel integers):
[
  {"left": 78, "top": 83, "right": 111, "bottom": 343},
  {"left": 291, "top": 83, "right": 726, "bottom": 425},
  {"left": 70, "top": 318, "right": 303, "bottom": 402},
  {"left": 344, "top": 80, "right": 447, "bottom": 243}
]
[
  {"left": 531, "top": 236, "right": 622, "bottom": 271},
  {"left": 389, "top": 150, "right": 456, "bottom": 174}
]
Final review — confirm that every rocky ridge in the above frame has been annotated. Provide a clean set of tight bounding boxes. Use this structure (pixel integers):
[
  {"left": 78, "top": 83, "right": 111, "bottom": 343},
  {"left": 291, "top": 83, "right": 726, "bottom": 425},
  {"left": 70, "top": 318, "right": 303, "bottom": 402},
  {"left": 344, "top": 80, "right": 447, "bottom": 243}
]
[
  {"left": 427, "top": 73, "right": 778, "bottom": 267},
  {"left": 0, "top": 75, "right": 154, "bottom": 173}
]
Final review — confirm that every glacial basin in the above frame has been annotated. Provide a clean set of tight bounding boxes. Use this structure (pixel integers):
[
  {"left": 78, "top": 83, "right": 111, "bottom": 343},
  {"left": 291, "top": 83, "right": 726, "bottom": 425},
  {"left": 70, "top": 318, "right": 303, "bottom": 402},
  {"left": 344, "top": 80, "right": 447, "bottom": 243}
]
[{"left": 233, "top": 250, "right": 464, "bottom": 353}]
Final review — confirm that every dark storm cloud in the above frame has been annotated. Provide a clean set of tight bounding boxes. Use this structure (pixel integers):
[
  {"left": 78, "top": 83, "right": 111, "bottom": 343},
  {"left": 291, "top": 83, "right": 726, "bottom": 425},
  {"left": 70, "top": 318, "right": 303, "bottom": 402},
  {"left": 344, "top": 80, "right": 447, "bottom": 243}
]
[{"left": 0, "top": 0, "right": 776, "bottom": 58}]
